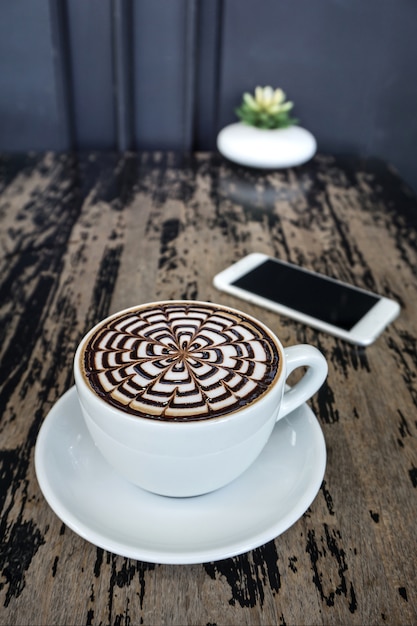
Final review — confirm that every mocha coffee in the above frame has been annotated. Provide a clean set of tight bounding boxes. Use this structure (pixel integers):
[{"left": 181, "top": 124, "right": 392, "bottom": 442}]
[{"left": 81, "top": 301, "right": 281, "bottom": 421}]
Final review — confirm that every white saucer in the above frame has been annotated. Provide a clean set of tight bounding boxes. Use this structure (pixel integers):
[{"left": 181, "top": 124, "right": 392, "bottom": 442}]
[{"left": 35, "top": 387, "right": 326, "bottom": 564}]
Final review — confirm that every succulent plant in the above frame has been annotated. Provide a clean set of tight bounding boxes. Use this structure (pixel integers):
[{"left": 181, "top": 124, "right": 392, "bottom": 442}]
[{"left": 235, "top": 86, "right": 297, "bottom": 130}]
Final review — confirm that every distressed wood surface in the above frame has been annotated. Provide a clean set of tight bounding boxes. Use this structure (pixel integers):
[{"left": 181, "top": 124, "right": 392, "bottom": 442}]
[{"left": 0, "top": 152, "right": 416, "bottom": 625}]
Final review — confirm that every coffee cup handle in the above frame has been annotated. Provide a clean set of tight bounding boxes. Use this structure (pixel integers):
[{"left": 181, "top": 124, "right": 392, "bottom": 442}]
[{"left": 277, "top": 345, "right": 328, "bottom": 421}]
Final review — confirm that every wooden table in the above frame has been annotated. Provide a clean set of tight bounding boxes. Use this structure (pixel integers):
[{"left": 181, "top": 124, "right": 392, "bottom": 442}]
[{"left": 1, "top": 152, "right": 416, "bottom": 625}]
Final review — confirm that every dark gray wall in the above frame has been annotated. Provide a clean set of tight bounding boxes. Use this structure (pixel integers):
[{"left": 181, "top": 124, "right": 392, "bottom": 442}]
[
  {"left": 0, "top": 0, "right": 416, "bottom": 192},
  {"left": 0, "top": 0, "right": 71, "bottom": 150}
]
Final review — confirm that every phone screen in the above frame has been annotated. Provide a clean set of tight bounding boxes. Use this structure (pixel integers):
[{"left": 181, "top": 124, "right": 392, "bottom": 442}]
[{"left": 232, "top": 259, "right": 380, "bottom": 331}]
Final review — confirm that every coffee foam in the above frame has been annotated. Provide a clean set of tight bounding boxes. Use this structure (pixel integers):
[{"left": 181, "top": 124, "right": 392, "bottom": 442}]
[{"left": 81, "top": 302, "right": 281, "bottom": 421}]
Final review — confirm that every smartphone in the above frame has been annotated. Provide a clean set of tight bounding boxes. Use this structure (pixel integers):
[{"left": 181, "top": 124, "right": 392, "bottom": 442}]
[{"left": 213, "top": 253, "right": 400, "bottom": 345}]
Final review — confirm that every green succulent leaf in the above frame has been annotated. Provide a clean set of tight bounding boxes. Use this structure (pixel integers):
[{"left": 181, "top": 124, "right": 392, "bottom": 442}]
[{"left": 236, "top": 85, "right": 297, "bottom": 129}]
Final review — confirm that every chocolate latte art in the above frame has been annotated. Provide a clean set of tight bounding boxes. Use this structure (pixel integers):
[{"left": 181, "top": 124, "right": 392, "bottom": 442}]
[{"left": 81, "top": 302, "right": 281, "bottom": 421}]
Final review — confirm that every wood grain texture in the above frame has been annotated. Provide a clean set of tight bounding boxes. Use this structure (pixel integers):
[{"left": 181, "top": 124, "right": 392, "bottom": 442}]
[{"left": 0, "top": 152, "right": 416, "bottom": 625}]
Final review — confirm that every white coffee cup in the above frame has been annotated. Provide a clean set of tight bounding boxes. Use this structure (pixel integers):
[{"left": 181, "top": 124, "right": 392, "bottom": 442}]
[{"left": 74, "top": 300, "right": 327, "bottom": 497}]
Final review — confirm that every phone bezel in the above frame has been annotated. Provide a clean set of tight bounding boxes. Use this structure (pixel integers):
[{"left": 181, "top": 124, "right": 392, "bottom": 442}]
[{"left": 213, "top": 253, "right": 400, "bottom": 345}]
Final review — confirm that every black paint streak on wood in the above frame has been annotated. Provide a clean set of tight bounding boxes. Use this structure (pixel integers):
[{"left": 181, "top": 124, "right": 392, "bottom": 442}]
[
  {"left": 0, "top": 431, "right": 48, "bottom": 607},
  {"left": 159, "top": 218, "right": 181, "bottom": 270},
  {"left": 387, "top": 332, "right": 417, "bottom": 412},
  {"left": 398, "top": 586, "right": 408, "bottom": 601},
  {"left": 0, "top": 496, "right": 45, "bottom": 607},
  {"left": 348, "top": 583, "right": 358, "bottom": 614},
  {"left": 0, "top": 523, "right": 45, "bottom": 607},
  {"left": 329, "top": 343, "right": 370, "bottom": 381},
  {"left": 397, "top": 410, "right": 413, "bottom": 449},
  {"left": 369, "top": 511, "right": 380, "bottom": 523},
  {"left": 161, "top": 218, "right": 181, "bottom": 251},
  {"left": 180, "top": 280, "right": 199, "bottom": 300},
  {"left": 51, "top": 556, "right": 59, "bottom": 577},
  {"left": 315, "top": 176, "right": 358, "bottom": 272},
  {"left": 114, "top": 597, "right": 131, "bottom": 626},
  {"left": 105, "top": 556, "right": 155, "bottom": 625},
  {"left": 288, "top": 556, "right": 298, "bottom": 573},
  {"left": 204, "top": 541, "right": 281, "bottom": 608},
  {"left": 316, "top": 382, "right": 340, "bottom": 424},
  {"left": 94, "top": 548, "right": 104, "bottom": 578},
  {"left": 306, "top": 525, "right": 357, "bottom": 613},
  {"left": 0, "top": 273, "right": 55, "bottom": 415},
  {"left": 92, "top": 154, "right": 137, "bottom": 211},
  {"left": 320, "top": 480, "right": 335, "bottom": 515},
  {"left": 408, "top": 466, "right": 417, "bottom": 488},
  {"left": 108, "top": 557, "right": 135, "bottom": 624},
  {"left": 2, "top": 271, "right": 56, "bottom": 399},
  {"left": 84, "top": 244, "right": 124, "bottom": 333}
]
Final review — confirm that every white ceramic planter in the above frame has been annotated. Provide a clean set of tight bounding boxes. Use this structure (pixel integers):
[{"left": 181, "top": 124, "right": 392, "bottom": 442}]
[{"left": 217, "top": 122, "right": 317, "bottom": 169}]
